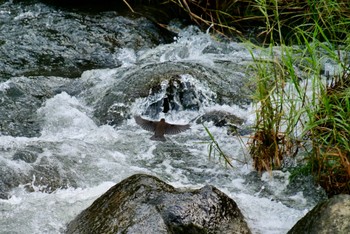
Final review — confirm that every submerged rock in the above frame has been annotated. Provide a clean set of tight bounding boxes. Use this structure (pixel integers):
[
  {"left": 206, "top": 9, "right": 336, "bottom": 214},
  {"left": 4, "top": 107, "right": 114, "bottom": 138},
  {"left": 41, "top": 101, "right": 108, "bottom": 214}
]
[
  {"left": 288, "top": 194, "right": 350, "bottom": 234},
  {"left": 196, "top": 110, "right": 244, "bottom": 127},
  {"left": 82, "top": 61, "right": 253, "bottom": 126},
  {"left": 0, "top": 166, "right": 28, "bottom": 199},
  {"left": 66, "top": 174, "right": 251, "bottom": 234},
  {"left": 0, "top": 76, "right": 80, "bottom": 137},
  {"left": 12, "top": 146, "right": 43, "bottom": 163},
  {"left": 1, "top": 146, "right": 77, "bottom": 199},
  {"left": 195, "top": 110, "right": 252, "bottom": 136}
]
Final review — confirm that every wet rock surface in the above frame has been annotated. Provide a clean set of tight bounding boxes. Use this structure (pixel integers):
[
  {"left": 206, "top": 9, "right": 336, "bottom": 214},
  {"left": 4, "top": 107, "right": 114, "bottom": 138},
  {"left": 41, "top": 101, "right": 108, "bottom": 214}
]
[
  {"left": 66, "top": 174, "right": 252, "bottom": 234},
  {"left": 0, "top": 1, "right": 170, "bottom": 80},
  {"left": 0, "top": 165, "right": 28, "bottom": 199},
  {"left": 12, "top": 145, "right": 43, "bottom": 163},
  {"left": 196, "top": 110, "right": 244, "bottom": 127},
  {"left": 195, "top": 110, "right": 252, "bottom": 136},
  {"left": 243, "top": 171, "right": 327, "bottom": 210},
  {"left": 0, "top": 150, "right": 77, "bottom": 199},
  {"left": 0, "top": 76, "right": 80, "bottom": 137},
  {"left": 81, "top": 61, "right": 253, "bottom": 126},
  {"left": 288, "top": 194, "right": 350, "bottom": 234}
]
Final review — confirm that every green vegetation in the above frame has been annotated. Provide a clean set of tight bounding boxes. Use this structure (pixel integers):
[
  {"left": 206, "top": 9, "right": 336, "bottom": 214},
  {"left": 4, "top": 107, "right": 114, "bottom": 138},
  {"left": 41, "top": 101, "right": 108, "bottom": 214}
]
[
  {"left": 124, "top": 0, "right": 350, "bottom": 43},
  {"left": 201, "top": 124, "right": 234, "bottom": 168},
  {"left": 245, "top": 0, "right": 350, "bottom": 196},
  {"left": 249, "top": 35, "right": 350, "bottom": 196},
  {"left": 124, "top": 0, "right": 350, "bottom": 196},
  {"left": 201, "top": 124, "right": 248, "bottom": 168}
]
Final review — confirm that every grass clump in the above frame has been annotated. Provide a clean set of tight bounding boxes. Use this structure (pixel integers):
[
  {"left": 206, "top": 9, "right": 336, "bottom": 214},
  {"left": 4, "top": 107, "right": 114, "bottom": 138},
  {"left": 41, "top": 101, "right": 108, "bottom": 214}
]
[
  {"left": 305, "top": 71, "right": 350, "bottom": 196},
  {"left": 247, "top": 54, "right": 289, "bottom": 172},
  {"left": 124, "top": 1, "right": 350, "bottom": 44},
  {"left": 247, "top": 0, "right": 350, "bottom": 196}
]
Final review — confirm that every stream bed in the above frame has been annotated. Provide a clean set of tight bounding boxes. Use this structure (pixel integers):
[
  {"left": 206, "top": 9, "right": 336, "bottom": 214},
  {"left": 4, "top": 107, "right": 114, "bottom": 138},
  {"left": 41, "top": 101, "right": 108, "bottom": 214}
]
[{"left": 0, "top": 1, "right": 326, "bottom": 233}]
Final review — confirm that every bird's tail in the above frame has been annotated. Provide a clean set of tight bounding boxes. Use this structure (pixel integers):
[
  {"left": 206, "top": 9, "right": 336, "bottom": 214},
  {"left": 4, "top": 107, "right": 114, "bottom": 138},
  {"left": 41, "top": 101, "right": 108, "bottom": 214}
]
[{"left": 150, "top": 135, "right": 166, "bottom": 142}]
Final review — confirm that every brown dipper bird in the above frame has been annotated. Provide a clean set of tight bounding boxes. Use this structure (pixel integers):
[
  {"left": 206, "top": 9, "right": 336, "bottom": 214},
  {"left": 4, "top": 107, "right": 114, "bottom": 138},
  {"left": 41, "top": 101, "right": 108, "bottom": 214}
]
[{"left": 134, "top": 115, "right": 190, "bottom": 141}]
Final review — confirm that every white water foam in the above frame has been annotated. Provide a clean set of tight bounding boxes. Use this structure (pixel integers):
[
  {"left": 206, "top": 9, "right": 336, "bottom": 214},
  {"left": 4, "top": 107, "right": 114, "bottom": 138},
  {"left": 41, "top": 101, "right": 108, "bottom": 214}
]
[
  {"left": 0, "top": 28, "right": 316, "bottom": 234},
  {"left": 0, "top": 89, "right": 311, "bottom": 233}
]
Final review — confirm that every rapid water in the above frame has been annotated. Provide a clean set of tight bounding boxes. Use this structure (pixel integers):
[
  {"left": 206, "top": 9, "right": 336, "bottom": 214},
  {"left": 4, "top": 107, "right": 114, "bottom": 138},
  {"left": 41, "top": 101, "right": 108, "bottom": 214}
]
[
  {"left": 0, "top": 2, "right": 322, "bottom": 234},
  {"left": 0, "top": 93, "right": 308, "bottom": 233}
]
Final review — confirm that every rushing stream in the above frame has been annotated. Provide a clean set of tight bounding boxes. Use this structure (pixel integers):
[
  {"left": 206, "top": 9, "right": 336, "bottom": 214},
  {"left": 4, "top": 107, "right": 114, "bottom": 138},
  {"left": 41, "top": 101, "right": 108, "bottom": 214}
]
[{"left": 0, "top": 1, "right": 326, "bottom": 233}]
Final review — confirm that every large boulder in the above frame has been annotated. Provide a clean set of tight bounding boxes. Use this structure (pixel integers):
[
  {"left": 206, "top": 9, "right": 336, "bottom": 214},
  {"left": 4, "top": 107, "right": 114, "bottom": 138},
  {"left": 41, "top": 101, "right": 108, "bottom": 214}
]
[
  {"left": 0, "top": 1, "right": 169, "bottom": 80},
  {"left": 66, "top": 174, "right": 251, "bottom": 234},
  {"left": 1, "top": 152, "right": 77, "bottom": 199},
  {"left": 81, "top": 60, "right": 253, "bottom": 126},
  {"left": 288, "top": 194, "right": 350, "bottom": 234}
]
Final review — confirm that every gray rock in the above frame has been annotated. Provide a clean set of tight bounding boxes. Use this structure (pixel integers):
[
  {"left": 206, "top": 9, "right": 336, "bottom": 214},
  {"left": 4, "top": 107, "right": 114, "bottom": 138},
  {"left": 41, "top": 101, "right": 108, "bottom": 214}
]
[
  {"left": 288, "top": 194, "right": 350, "bottom": 234},
  {"left": 66, "top": 174, "right": 251, "bottom": 234},
  {"left": 0, "top": 76, "right": 79, "bottom": 137},
  {"left": 242, "top": 171, "right": 327, "bottom": 210},
  {"left": 0, "top": 154, "right": 77, "bottom": 199},
  {"left": 83, "top": 61, "right": 253, "bottom": 126},
  {"left": 12, "top": 146, "right": 43, "bottom": 163},
  {"left": 25, "top": 156, "right": 77, "bottom": 193},
  {"left": 0, "top": 166, "right": 28, "bottom": 199},
  {"left": 12, "top": 151, "right": 38, "bottom": 163},
  {"left": 196, "top": 110, "right": 244, "bottom": 127},
  {"left": 195, "top": 110, "right": 252, "bottom": 136},
  {"left": 0, "top": 2, "right": 168, "bottom": 79},
  {"left": 0, "top": 81, "right": 42, "bottom": 137}
]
